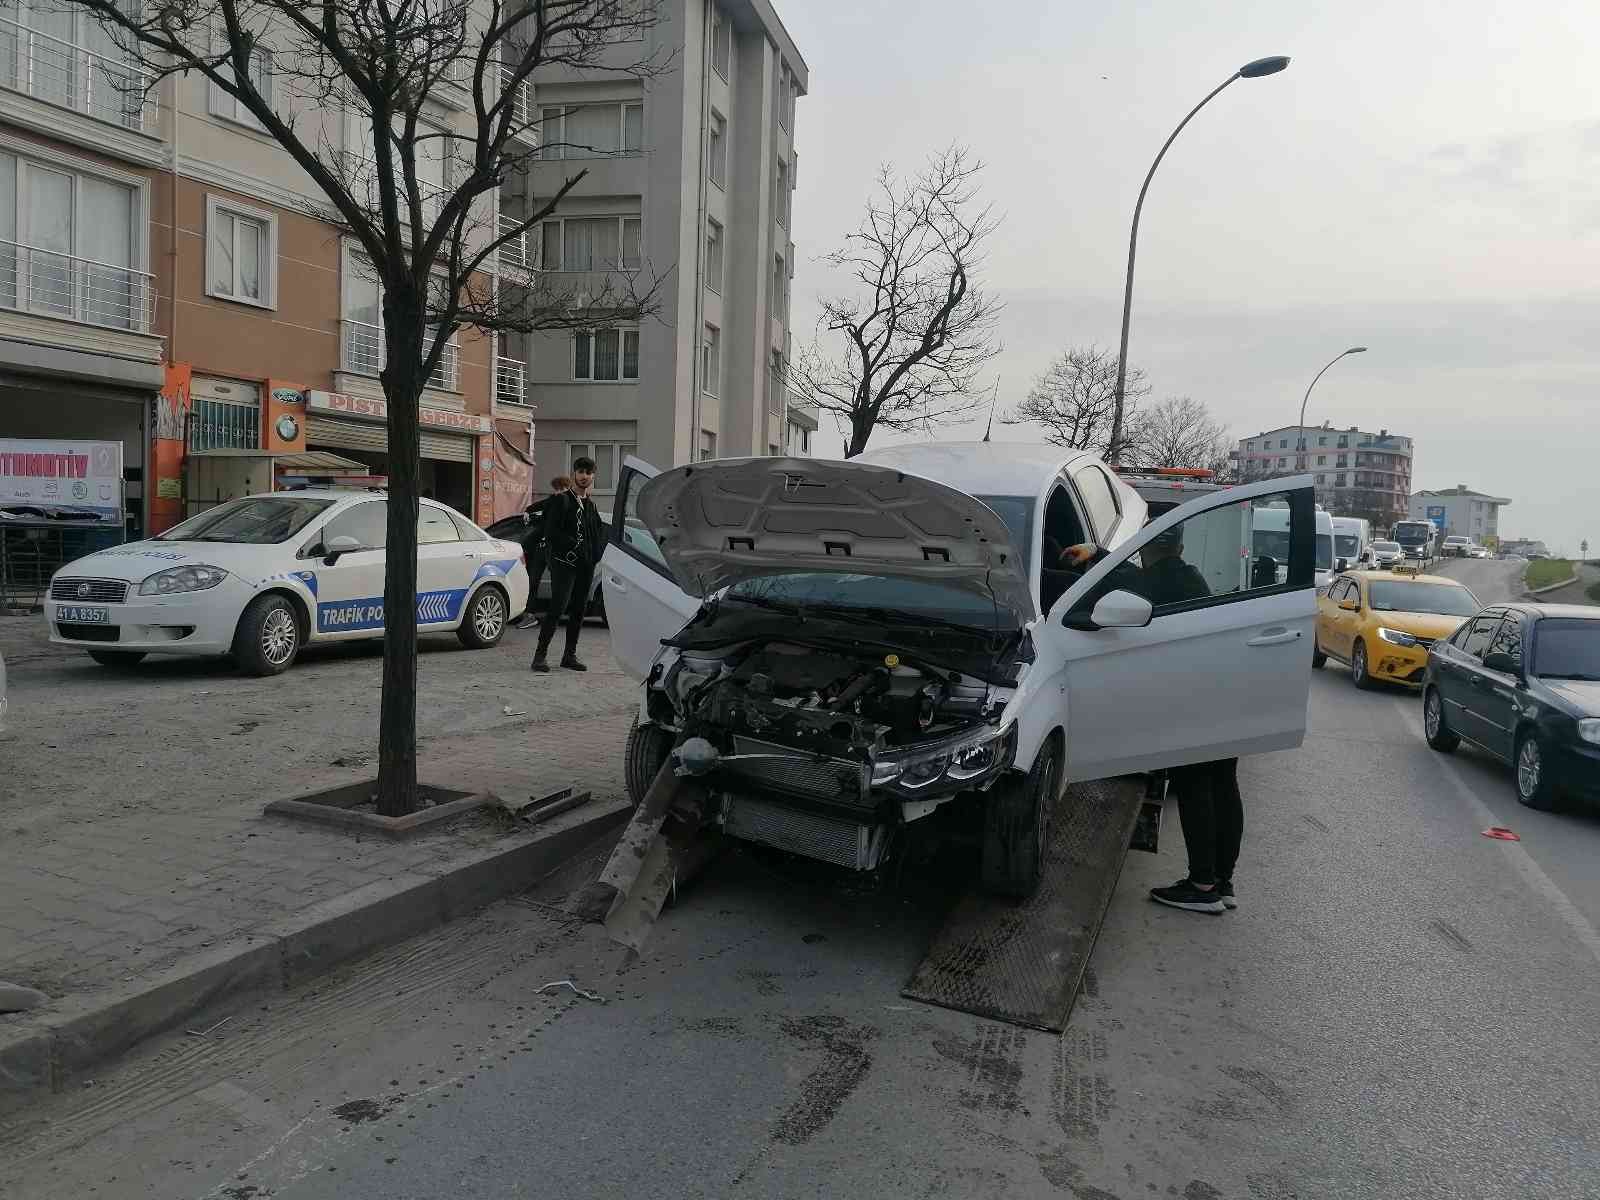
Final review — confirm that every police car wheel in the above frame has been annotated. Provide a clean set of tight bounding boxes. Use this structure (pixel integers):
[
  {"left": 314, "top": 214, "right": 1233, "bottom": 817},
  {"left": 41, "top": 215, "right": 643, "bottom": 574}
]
[
  {"left": 234, "top": 595, "right": 302, "bottom": 676},
  {"left": 457, "top": 586, "right": 508, "bottom": 649}
]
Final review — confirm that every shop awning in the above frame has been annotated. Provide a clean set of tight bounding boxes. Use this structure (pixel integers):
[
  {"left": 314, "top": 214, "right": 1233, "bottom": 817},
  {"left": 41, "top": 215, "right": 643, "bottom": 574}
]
[{"left": 272, "top": 450, "right": 371, "bottom": 472}]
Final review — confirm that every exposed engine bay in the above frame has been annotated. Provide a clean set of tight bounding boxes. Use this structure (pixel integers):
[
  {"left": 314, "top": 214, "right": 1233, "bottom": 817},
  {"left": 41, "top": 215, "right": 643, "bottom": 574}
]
[{"left": 645, "top": 639, "right": 1017, "bottom": 872}]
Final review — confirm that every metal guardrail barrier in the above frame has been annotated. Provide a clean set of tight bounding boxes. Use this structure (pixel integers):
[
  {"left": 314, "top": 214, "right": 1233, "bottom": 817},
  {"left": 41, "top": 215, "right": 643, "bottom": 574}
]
[{"left": 1, "top": 520, "right": 125, "bottom": 610}]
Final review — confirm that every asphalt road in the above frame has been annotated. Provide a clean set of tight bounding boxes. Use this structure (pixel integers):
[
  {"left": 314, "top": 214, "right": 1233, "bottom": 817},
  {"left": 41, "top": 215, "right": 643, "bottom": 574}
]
[
  {"left": 3, "top": 673, "right": 1598, "bottom": 1199},
  {"left": 1429, "top": 556, "right": 1529, "bottom": 606}
]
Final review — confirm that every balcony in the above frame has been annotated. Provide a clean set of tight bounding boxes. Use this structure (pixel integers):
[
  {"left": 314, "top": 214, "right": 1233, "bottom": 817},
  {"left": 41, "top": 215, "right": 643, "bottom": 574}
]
[
  {"left": 0, "top": 18, "right": 151, "bottom": 132},
  {"left": 498, "top": 212, "right": 533, "bottom": 270},
  {"left": 500, "top": 64, "right": 532, "bottom": 139},
  {"left": 0, "top": 240, "right": 155, "bottom": 333},
  {"left": 496, "top": 355, "right": 526, "bottom": 405},
  {"left": 342, "top": 320, "right": 459, "bottom": 392}
]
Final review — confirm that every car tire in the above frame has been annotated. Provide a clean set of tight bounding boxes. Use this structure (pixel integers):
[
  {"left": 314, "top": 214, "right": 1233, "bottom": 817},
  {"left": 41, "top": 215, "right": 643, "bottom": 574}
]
[
  {"left": 981, "top": 734, "right": 1060, "bottom": 900},
  {"left": 87, "top": 649, "right": 146, "bottom": 668},
  {"left": 457, "top": 585, "right": 508, "bottom": 649},
  {"left": 1351, "top": 640, "right": 1378, "bottom": 691},
  {"left": 1423, "top": 687, "right": 1459, "bottom": 754},
  {"left": 233, "top": 594, "right": 302, "bottom": 676},
  {"left": 1514, "top": 731, "right": 1559, "bottom": 811},
  {"left": 1311, "top": 643, "right": 1327, "bottom": 669},
  {"left": 623, "top": 716, "right": 674, "bottom": 809}
]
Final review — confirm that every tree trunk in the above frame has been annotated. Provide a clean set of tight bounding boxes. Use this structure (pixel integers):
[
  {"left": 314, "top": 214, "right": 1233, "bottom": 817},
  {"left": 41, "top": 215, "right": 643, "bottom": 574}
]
[
  {"left": 374, "top": 287, "right": 426, "bottom": 818},
  {"left": 845, "top": 412, "right": 873, "bottom": 458}
]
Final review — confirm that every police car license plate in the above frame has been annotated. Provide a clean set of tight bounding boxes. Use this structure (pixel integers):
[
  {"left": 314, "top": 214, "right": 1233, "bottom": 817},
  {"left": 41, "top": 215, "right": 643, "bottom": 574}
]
[{"left": 58, "top": 605, "right": 111, "bottom": 624}]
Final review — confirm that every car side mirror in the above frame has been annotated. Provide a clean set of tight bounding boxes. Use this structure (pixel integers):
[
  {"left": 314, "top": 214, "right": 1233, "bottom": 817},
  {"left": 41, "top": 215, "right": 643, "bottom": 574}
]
[
  {"left": 323, "top": 534, "right": 361, "bottom": 566},
  {"left": 1336, "top": 558, "right": 1350, "bottom": 572},
  {"left": 1482, "top": 651, "right": 1519, "bottom": 675},
  {"left": 1339, "top": 597, "right": 1360, "bottom": 612},
  {"left": 1076, "top": 589, "right": 1153, "bottom": 630}
]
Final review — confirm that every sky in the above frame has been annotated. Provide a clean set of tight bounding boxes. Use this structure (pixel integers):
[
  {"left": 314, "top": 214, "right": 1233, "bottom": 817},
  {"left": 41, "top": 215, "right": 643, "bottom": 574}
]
[{"left": 776, "top": 0, "right": 1600, "bottom": 555}]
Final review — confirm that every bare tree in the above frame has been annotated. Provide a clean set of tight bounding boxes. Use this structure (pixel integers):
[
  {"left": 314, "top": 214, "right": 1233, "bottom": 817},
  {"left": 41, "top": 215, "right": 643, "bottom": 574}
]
[
  {"left": 70, "top": 0, "right": 667, "bottom": 814},
  {"left": 1130, "top": 396, "right": 1234, "bottom": 474},
  {"left": 789, "top": 146, "right": 1001, "bottom": 458},
  {"left": 1002, "top": 346, "right": 1149, "bottom": 457}
]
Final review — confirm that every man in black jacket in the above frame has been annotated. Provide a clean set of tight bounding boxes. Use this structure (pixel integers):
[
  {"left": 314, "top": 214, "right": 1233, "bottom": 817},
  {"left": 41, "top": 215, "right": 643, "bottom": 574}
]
[{"left": 529, "top": 457, "right": 605, "bottom": 672}]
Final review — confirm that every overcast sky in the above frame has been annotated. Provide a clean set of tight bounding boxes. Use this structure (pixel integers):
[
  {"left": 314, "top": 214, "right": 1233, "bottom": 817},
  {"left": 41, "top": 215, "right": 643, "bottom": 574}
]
[{"left": 778, "top": 0, "right": 1599, "bottom": 554}]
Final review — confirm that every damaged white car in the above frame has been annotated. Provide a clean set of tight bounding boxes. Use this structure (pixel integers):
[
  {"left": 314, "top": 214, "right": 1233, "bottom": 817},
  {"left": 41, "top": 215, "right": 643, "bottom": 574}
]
[{"left": 599, "top": 444, "right": 1317, "bottom": 898}]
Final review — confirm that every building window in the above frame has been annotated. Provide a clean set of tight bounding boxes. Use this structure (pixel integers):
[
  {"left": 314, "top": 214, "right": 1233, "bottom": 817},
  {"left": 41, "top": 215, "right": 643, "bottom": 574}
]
[
  {"left": 776, "top": 65, "right": 788, "bottom": 131},
  {"left": 710, "top": 6, "right": 730, "bottom": 81},
  {"left": 205, "top": 196, "right": 275, "bottom": 308},
  {"left": 772, "top": 254, "right": 786, "bottom": 320},
  {"left": 348, "top": 107, "right": 448, "bottom": 225},
  {"left": 1316, "top": 455, "right": 1326, "bottom": 466},
  {"left": 1246, "top": 441, "right": 1254, "bottom": 451},
  {"left": 1279, "top": 439, "right": 1288, "bottom": 449},
  {"left": 708, "top": 111, "right": 726, "bottom": 189},
  {"left": 1338, "top": 436, "right": 1349, "bottom": 447},
  {"left": 700, "top": 430, "right": 717, "bottom": 461},
  {"left": 0, "top": 148, "right": 145, "bottom": 331},
  {"left": 342, "top": 250, "right": 457, "bottom": 390},
  {"left": 565, "top": 442, "right": 637, "bottom": 495},
  {"left": 770, "top": 350, "right": 784, "bottom": 413},
  {"left": 705, "top": 218, "right": 723, "bottom": 294},
  {"left": 775, "top": 157, "right": 788, "bottom": 227},
  {"left": 539, "top": 216, "right": 642, "bottom": 271},
  {"left": 1277, "top": 457, "right": 1287, "bottom": 469},
  {"left": 0, "top": 3, "right": 146, "bottom": 129},
  {"left": 1335, "top": 473, "right": 1347, "bottom": 487},
  {"left": 701, "top": 324, "right": 720, "bottom": 396},
  {"left": 1318, "top": 436, "right": 1328, "bottom": 446},
  {"left": 537, "top": 102, "right": 644, "bottom": 159},
  {"left": 572, "top": 328, "right": 640, "bottom": 382},
  {"left": 208, "top": 39, "right": 272, "bottom": 131},
  {"left": 787, "top": 74, "right": 798, "bottom": 131}
]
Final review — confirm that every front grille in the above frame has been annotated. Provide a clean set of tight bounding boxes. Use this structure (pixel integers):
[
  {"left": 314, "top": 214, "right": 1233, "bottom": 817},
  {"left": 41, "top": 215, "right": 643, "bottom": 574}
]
[
  {"left": 57, "top": 623, "right": 118, "bottom": 642},
  {"left": 50, "top": 577, "right": 129, "bottom": 603},
  {"left": 722, "top": 794, "right": 887, "bottom": 870},
  {"left": 726, "top": 735, "right": 867, "bottom": 805}
]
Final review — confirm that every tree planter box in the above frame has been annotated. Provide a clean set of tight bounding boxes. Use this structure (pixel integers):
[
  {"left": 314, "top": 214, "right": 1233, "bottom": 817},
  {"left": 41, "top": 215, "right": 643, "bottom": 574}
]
[{"left": 264, "top": 781, "right": 495, "bottom": 837}]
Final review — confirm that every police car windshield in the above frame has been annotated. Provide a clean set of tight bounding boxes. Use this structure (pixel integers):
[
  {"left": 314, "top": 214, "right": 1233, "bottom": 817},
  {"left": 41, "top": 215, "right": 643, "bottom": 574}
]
[
  {"left": 157, "top": 497, "right": 335, "bottom": 544},
  {"left": 1369, "top": 581, "right": 1480, "bottom": 617}
]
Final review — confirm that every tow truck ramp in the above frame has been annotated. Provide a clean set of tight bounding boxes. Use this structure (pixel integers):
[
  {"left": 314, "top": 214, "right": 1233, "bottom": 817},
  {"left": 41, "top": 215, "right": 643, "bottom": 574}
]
[{"left": 902, "top": 777, "right": 1148, "bottom": 1033}]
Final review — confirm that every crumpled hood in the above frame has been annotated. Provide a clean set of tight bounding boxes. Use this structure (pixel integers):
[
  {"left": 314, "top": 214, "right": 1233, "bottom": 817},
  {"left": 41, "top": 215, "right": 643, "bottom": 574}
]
[
  {"left": 55, "top": 540, "right": 286, "bottom": 586},
  {"left": 636, "top": 457, "right": 1035, "bottom": 621}
]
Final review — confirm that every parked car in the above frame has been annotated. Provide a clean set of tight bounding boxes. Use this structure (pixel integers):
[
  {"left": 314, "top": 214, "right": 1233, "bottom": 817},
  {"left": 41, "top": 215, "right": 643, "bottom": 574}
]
[
  {"left": 46, "top": 492, "right": 528, "bottom": 675},
  {"left": 1369, "top": 540, "right": 1404, "bottom": 569},
  {"left": 483, "top": 511, "right": 611, "bottom": 621},
  {"left": 1314, "top": 568, "right": 1480, "bottom": 689},
  {"left": 1424, "top": 605, "right": 1600, "bottom": 810},
  {"left": 600, "top": 445, "right": 1318, "bottom": 898}
]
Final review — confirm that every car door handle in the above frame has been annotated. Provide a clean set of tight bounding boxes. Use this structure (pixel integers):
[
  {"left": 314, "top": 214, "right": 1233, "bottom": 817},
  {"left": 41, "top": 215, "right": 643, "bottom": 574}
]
[
  {"left": 606, "top": 573, "right": 627, "bottom": 593},
  {"left": 1246, "top": 628, "right": 1302, "bottom": 647}
]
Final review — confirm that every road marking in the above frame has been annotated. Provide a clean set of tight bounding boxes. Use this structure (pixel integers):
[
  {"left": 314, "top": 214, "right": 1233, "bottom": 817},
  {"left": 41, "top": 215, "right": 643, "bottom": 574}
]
[{"left": 1392, "top": 694, "right": 1600, "bottom": 967}]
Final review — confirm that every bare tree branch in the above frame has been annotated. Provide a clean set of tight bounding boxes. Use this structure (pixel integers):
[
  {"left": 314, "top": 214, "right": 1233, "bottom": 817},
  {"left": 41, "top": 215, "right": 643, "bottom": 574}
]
[
  {"left": 788, "top": 145, "right": 1002, "bottom": 457},
  {"left": 1002, "top": 346, "right": 1149, "bottom": 458},
  {"left": 1128, "top": 396, "right": 1234, "bottom": 475}
]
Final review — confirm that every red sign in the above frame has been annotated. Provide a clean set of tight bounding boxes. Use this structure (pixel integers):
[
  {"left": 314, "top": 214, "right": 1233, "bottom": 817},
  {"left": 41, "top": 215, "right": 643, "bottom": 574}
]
[{"left": 305, "top": 390, "right": 493, "bottom": 435}]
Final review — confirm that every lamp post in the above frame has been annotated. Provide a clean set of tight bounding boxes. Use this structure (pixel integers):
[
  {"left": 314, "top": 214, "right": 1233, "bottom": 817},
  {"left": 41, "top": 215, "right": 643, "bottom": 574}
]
[
  {"left": 1108, "top": 54, "right": 1291, "bottom": 463},
  {"left": 1295, "top": 346, "right": 1367, "bottom": 469}
]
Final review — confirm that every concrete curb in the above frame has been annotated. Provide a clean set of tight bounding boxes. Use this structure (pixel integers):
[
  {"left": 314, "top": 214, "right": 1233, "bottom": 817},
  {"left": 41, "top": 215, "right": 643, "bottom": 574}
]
[
  {"left": 1526, "top": 575, "right": 1580, "bottom": 597},
  {"left": 0, "top": 798, "right": 630, "bottom": 1114}
]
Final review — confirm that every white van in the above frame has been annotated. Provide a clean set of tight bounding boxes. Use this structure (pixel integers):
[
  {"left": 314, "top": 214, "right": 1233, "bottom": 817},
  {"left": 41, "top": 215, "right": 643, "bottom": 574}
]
[{"left": 1332, "top": 517, "right": 1371, "bottom": 570}]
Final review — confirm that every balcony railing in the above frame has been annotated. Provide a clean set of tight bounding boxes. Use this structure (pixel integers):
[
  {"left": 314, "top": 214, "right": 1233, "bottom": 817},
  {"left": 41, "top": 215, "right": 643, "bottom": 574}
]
[
  {"left": 0, "top": 239, "right": 155, "bottom": 333},
  {"left": 500, "top": 64, "right": 531, "bottom": 133},
  {"left": 342, "top": 320, "right": 459, "bottom": 392},
  {"left": 0, "top": 18, "right": 151, "bottom": 132},
  {"left": 496, "top": 355, "right": 526, "bottom": 405},
  {"left": 498, "top": 213, "right": 532, "bottom": 269}
]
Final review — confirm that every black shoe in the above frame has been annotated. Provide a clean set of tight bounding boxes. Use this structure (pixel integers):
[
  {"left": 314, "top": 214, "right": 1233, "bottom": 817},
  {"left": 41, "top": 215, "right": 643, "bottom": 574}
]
[
  {"left": 560, "top": 656, "right": 588, "bottom": 672},
  {"left": 515, "top": 614, "right": 539, "bottom": 630},
  {"left": 531, "top": 656, "right": 550, "bottom": 673},
  {"left": 1217, "top": 881, "right": 1237, "bottom": 910},
  {"left": 1149, "top": 878, "right": 1225, "bottom": 914}
]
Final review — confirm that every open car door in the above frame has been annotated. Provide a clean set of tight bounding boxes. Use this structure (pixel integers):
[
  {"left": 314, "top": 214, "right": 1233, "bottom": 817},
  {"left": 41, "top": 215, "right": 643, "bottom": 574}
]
[
  {"left": 600, "top": 457, "right": 701, "bottom": 680},
  {"left": 1042, "top": 475, "right": 1318, "bottom": 783}
]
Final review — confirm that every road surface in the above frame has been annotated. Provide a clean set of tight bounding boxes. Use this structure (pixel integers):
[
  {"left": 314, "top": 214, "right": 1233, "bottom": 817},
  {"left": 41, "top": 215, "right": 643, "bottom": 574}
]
[
  {"left": 1431, "top": 556, "right": 1529, "bottom": 605},
  {"left": 3, "top": 676, "right": 1597, "bottom": 1200}
]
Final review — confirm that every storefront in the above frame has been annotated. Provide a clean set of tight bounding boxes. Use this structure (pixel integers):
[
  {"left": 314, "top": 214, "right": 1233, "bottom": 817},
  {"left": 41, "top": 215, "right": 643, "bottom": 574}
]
[{"left": 304, "top": 391, "right": 494, "bottom": 522}]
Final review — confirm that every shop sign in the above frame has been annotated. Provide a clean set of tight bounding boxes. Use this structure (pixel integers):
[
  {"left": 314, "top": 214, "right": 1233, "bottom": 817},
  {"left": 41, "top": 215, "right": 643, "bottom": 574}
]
[
  {"left": 305, "top": 391, "right": 493, "bottom": 435},
  {"left": 1, "top": 438, "right": 123, "bottom": 523}
]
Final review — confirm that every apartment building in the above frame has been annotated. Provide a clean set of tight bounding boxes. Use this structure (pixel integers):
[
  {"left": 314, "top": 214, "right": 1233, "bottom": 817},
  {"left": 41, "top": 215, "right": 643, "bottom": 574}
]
[
  {"left": 1409, "top": 485, "right": 1511, "bottom": 546},
  {"left": 500, "top": 0, "right": 807, "bottom": 500},
  {"left": 1234, "top": 421, "right": 1414, "bottom": 529}
]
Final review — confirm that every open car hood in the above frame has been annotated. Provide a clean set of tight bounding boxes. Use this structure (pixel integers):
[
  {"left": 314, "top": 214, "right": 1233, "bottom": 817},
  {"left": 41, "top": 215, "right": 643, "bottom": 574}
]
[{"left": 636, "top": 457, "right": 1036, "bottom": 621}]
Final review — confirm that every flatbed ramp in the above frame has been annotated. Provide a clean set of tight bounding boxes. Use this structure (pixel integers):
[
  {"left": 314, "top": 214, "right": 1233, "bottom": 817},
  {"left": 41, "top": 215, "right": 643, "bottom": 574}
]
[{"left": 903, "top": 777, "right": 1145, "bottom": 1032}]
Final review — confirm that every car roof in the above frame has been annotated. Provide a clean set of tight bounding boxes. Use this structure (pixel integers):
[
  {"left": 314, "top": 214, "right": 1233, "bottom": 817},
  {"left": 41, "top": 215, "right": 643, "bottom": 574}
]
[
  {"left": 1502, "top": 603, "right": 1600, "bottom": 621},
  {"left": 1344, "top": 570, "right": 1462, "bottom": 586},
  {"left": 854, "top": 440, "right": 1104, "bottom": 500}
]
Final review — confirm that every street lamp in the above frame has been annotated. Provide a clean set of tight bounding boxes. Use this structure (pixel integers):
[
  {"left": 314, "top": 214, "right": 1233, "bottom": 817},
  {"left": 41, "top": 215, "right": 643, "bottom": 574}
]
[
  {"left": 1108, "top": 55, "right": 1291, "bottom": 463},
  {"left": 1295, "top": 346, "right": 1367, "bottom": 467}
]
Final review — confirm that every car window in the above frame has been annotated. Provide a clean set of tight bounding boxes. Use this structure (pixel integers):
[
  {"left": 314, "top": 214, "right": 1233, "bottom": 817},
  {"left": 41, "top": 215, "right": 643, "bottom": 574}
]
[
  {"left": 974, "top": 494, "right": 1036, "bottom": 575},
  {"left": 1072, "top": 466, "right": 1120, "bottom": 543},
  {"left": 622, "top": 519, "right": 666, "bottom": 569},
  {"left": 1485, "top": 611, "right": 1523, "bottom": 671},
  {"left": 1460, "top": 614, "right": 1501, "bottom": 661},
  {"left": 159, "top": 497, "right": 334, "bottom": 544},
  {"left": 451, "top": 511, "right": 491, "bottom": 541},
  {"left": 616, "top": 469, "right": 674, "bottom": 580},
  {"left": 1368, "top": 581, "right": 1479, "bottom": 616},
  {"left": 418, "top": 505, "right": 460, "bottom": 545},
  {"left": 1531, "top": 618, "right": 1600, "bottom": 680},
  {"left": 319, "top": 501, "right": 387, "bottom": 552}
]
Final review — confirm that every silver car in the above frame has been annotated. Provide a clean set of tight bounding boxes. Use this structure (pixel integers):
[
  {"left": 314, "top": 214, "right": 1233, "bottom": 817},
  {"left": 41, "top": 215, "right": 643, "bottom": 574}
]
[{"left": 1370, "top": 540, "right": 1404, "bottom": 569}]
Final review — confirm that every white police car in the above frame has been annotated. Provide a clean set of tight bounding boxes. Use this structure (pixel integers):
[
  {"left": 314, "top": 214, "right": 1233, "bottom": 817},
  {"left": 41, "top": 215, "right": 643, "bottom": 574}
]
[{"left": 46, "top": 491, "right": 528, "bottom": 675}]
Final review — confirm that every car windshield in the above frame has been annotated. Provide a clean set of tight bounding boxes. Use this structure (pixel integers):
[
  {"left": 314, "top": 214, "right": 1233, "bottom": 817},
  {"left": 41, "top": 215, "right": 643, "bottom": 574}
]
[
  {"left": 1335, "top": 534, "right": 1360, "bottom": 557},
  {"left": 972, "top": 494, "right": 1034, "bottom": 573},
  {"left": 1368, "top": 580, "right": 1479, "bottom": 616},
  {"left": 1316, "top": 534, "right": 1333, "bottom": 571},
  {"left": 725, "top": 572, "right": 1015, "bottom": 631},
  {"left": 1532, "top": 619, "right": 1600, "bottom": 680},
  {"left": 156, "top": 497, "right": 334, "bottom": 544},
  {"left": 1372, "top": 541, "right": 1400, "bottom": 553}
]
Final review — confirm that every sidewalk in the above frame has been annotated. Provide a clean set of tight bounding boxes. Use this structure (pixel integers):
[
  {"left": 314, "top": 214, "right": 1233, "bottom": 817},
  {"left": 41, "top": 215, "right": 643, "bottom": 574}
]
[{"left": 0, "top": 615, "right": 637, "bottom": 1100}]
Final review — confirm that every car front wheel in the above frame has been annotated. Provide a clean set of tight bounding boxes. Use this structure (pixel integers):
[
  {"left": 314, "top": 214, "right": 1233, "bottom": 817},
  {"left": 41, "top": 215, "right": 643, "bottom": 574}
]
[
  {"left": 1423, "top": 687, "right": 1459, "bottom": 753},
  {"left": 1351, "top": 640, "right": 1378, "bottom": 691},
  {"left": 1515, "top": 732, "right": 1559, "bottom": 811},
  {"left": 457, "top": 585, "right": 508, "bottom": 649},
  {"left": 234, "top": 594, "right": 301, "bottom": 676},
  {"left": 623, "top": 716, "right": 674, "bottom": 809},
  {"left": 981, "top": 735, "right": 1059, "bottom": 899}
]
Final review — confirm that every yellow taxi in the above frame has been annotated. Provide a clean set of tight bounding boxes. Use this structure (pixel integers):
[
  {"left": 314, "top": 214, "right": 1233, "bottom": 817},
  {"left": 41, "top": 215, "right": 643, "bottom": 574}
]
[{"left": 1313, "top": 568, "right": 1481, "bottom": 690}]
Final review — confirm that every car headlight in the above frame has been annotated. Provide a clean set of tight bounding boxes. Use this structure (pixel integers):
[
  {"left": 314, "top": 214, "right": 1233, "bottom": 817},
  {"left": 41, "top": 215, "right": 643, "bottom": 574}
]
[
  {"left": 1377, "top": 627, "right": 1419, "bottom": 647},
  {"left": 138, "top": 564, "right": 229, "bottom": 596},
  {"left": 1578, "top": 719, "right": 1600, "bottom": 746},
  {"left": 873, "top": 725, "right": 1012, "bottom": 791}
]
